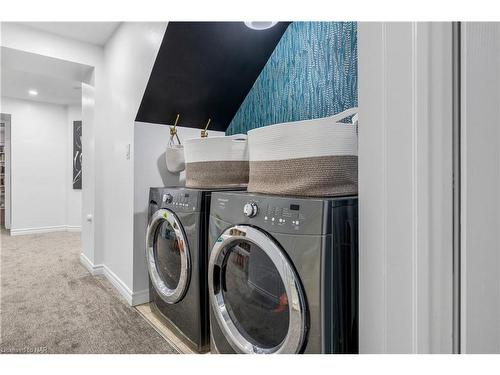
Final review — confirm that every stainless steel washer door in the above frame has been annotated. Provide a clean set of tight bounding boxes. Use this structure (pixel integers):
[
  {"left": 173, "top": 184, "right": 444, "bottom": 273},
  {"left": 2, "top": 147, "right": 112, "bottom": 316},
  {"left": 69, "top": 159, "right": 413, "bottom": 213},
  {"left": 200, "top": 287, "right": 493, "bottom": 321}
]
[
  {"left": 146, "top": 209, "right": 191, "bottom": 304},
  {"left": 208, "top": 225, "right": 307, "bottom": 354}
]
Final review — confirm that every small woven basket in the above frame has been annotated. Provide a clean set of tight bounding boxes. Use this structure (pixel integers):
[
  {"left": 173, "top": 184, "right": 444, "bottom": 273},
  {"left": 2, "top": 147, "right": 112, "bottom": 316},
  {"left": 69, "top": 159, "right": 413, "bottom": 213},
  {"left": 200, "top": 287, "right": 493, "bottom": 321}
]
[{"left": 184, "top": 135, "right": 249, "bottom": 188}]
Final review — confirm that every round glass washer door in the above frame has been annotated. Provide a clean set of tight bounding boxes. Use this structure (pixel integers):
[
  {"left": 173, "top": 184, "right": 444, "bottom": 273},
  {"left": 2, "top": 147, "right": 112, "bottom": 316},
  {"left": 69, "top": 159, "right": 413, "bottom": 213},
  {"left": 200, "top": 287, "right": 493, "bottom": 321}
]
[
  {"left": 146, "top": 209, "right": 191, "bottom": 304},
  {"left": 208, "top": 225, "right": 307, "bottom": 354}
]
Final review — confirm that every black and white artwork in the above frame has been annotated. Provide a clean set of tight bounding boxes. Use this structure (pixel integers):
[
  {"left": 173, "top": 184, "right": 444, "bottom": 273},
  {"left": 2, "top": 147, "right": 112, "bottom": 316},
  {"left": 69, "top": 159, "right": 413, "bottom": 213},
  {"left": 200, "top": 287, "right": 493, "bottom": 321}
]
[{"left": 73, "top": 121, "right": 82, "bottom": 189}]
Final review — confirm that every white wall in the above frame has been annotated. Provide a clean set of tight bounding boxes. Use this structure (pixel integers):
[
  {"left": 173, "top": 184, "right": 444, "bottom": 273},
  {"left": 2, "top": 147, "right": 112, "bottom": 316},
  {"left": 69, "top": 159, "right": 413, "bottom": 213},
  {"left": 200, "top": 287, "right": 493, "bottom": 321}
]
[
  {"left": 66, "top": 105, "right": 82, "bottom": 229},
  {"left": 0, "top": 97, "right": 71, "bottom": 234},
  {"left": 358, "top": 22, "right": 453, "bottom": 353},
  {"left": 133, "top": 123, "right": 223, "bottom": 299},
  {"left": 461, "top": 22, "right": 500, "bottom": 353},
  {"left": 93, "top": 22, "right": 167, "bottom": 305}
]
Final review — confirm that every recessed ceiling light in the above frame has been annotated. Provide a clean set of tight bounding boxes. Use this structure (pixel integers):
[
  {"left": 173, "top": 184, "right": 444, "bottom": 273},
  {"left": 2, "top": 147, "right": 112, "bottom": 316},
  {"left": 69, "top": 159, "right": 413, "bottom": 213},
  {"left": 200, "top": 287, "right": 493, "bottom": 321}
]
[
  {"left": 244, "top": 21, "right": 278, "bottom": 30},
  {"left": 28, "top": 89, "right": 38, "bottom": 96}
]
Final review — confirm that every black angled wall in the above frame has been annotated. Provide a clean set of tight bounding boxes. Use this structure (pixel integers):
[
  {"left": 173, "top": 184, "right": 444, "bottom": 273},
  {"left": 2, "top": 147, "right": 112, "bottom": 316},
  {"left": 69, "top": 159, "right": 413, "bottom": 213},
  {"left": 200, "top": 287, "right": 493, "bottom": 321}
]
[{"left": 135, "top": 22, "right": 290, "bottom": 132}]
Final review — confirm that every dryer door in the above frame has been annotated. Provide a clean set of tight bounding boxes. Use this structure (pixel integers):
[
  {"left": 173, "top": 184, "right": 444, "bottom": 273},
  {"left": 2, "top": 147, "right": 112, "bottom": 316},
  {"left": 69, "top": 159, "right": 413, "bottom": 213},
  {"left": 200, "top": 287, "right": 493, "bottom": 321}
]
[
  {"left": 146, "top": 209, "right": 191, "bottom": 304},
  {"left": 208, "top": 225, "right": 307, "bottom": 354}
]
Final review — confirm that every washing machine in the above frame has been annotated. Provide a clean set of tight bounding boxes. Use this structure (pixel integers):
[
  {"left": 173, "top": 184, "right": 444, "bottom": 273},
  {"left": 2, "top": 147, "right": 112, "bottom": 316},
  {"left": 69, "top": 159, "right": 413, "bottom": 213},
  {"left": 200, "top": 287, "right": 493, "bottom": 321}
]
[
  {"left": 146, "top": 187, "right": 242, "bottom": 353},
  {"left": 207, "top": 191, "right": 358, "bottom": 354}
]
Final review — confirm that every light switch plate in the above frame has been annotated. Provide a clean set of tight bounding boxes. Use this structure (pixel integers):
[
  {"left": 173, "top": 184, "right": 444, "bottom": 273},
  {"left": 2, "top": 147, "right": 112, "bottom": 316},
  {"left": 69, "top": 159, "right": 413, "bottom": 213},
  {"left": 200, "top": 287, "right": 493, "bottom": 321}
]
[{"left": 126, "top": 144, "right": 131, "bottom": 160}]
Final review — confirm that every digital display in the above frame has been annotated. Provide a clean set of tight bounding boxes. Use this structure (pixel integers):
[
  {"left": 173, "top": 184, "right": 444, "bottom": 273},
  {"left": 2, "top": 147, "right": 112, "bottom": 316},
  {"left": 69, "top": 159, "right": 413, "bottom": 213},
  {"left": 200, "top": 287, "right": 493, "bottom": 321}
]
[
  {"left": 184, "top": 194, "right": 190, "bottom": 197},
  {"left": 290, "top": 204, "right": 300, "bottom": 211}
]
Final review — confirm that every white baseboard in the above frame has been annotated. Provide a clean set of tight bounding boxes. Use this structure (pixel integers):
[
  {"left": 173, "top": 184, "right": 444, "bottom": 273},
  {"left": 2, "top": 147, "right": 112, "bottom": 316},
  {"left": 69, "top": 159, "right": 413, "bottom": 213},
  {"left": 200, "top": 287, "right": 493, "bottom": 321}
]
[
  {"left": 79, "top": 252, "right": 149, "bottom": 306},
  {"left": 131, "top": 288, "right": 150, "bottom": 306},
  {"left": 79, "top": 253, "right": 104, "bottom": 276},
  {"left": 101, "top": 264, "right": 135, "bottom": 305},
  {"left": 11, "top": 225, "right": 82, "bottom": 236}
]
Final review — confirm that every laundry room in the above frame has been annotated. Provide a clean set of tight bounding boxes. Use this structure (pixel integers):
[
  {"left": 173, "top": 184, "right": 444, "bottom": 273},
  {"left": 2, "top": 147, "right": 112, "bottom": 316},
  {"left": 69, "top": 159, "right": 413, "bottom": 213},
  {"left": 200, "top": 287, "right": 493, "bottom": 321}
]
[
  {"left": 2, "top": 3, "right": 500, "bottom": 371},
  {"left": 131, "top": 21, "right": 358, "bottom": 354}
]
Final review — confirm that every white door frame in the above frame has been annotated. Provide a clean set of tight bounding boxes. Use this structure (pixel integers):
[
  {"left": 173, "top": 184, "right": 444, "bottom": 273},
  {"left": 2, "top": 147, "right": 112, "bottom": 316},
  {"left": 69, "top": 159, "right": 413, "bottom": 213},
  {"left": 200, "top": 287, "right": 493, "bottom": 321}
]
[
  {"left": 358, "top": 22, "right": 454, "bottom": 353},
  {"left": 460, "top": 22, "right": 500, "bottom": 354}
]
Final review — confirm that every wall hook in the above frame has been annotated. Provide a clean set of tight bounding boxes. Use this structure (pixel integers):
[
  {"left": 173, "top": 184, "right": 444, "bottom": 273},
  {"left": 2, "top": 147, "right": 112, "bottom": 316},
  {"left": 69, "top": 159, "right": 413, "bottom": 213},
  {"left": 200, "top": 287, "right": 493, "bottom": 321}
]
[
  {"left": 201, "top": 118, "right": 211, "bottom": 138},
  {"left": 170, "top": 114, "right": 180, "bottom": 136},
  {"left": 169, "top": 114, "right": 181, "bottom": 144}
]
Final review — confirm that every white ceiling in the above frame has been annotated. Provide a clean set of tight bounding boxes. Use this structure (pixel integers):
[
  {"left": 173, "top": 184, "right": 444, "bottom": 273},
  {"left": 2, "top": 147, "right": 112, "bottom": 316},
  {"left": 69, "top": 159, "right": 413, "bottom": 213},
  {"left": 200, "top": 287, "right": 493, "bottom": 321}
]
[
  {"left": 21, "top": 22, "right": 121, "bottom": 46},
  {"left": 1, "top": 47, "right": 92, "bottom": 106},
  {"left": 1, "top": 67, "right": 82, "bottom": 105},
  {"left": 1, "top": 22, "right": 120, "bottom": 106}
]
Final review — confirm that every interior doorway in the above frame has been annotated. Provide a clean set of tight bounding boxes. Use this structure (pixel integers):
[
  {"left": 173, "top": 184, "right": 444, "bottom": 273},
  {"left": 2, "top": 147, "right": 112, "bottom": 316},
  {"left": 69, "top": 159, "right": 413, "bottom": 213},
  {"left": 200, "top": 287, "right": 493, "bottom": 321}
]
[{"left": 1, "top": 46, "right": 93, "bottom": 236}]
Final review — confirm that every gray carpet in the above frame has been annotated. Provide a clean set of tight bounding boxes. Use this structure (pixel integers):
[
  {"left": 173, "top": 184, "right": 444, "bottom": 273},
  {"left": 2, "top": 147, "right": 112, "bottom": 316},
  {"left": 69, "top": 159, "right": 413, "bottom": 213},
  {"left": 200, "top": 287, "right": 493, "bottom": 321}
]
[{"left": 0, "top": 230, "right": 178, "bottom": 354}]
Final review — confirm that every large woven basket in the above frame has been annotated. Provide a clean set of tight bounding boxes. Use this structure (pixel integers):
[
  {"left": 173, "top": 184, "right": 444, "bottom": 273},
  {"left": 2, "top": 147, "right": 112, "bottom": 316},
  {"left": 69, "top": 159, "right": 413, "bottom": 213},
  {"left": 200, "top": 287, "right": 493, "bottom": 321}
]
[
  {"left": 247, "top": 108, "right": 358, "bottom": 197},
  {"left": 184, "top": 134, "right": 249, "bottom": 188}
]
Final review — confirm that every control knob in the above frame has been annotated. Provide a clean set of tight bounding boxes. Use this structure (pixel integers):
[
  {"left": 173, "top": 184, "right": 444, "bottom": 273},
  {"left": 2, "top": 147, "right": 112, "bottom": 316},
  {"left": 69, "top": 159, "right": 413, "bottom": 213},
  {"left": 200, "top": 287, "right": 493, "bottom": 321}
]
[
  {"left": 163, "top": 193, "right": 173, "bottom": 203},
  {"left": 243, "top": 202, "right": 258, "bottom": 218}
]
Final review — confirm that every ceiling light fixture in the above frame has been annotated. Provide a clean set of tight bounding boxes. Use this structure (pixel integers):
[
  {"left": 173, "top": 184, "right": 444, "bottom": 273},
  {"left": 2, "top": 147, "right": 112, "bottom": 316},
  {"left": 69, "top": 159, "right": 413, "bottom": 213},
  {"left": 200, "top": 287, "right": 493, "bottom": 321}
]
[
  {"left": 244, "top": 21, "right": 278, "bottom": 30},
  {"left": 28, "top": 89, "right": 38, "bottom": 96}
]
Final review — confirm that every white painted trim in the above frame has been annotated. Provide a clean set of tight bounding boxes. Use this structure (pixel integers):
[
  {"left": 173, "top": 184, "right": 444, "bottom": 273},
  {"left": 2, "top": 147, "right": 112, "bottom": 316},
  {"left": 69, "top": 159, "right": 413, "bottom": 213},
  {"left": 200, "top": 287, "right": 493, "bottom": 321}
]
[
  {"left": 381, "top": 23, "right": 388, "bottom": 354},
  {"left": 460, "top": 22, "right": 500, "bottom": 354},
  {"left": 460, "top": 22, "right": 468, "bottom": 354},
  {"left": 10, "top": 225, "right": 81, "bottom": 236},
  {"left": 79, "top": 252, "right": 104, "bottom": 276},
  {"left": 359, "top": 22, "right": 453, "bottom": 353},
  {"left": 102, "top": 264, "right": 135, "bottom": 305},
  {"left": 79, "top": 252, "right": 149, "bottom": 306},
  {"left": 411, "top": 23, "right": 419, "bottom": 353},
  {"left": 103, "top": 267, "right": 150, "bottom": 306},
  {"left": 131, "top": 289, "right": 150, "bottom": 306}
]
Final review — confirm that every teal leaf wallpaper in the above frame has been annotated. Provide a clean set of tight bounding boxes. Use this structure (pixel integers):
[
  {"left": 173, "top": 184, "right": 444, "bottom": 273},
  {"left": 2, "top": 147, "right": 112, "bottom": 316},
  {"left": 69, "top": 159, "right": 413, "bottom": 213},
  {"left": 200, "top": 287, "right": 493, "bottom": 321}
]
[{"left": 226, "top": 22, "right": 357, "bottom": 135}]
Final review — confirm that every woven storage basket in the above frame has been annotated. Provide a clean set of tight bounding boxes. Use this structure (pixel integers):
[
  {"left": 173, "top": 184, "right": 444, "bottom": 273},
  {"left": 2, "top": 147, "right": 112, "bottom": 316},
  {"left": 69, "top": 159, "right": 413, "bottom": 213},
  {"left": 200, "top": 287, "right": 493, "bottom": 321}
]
[
  {"left": 184, "top": 134, "right": 249, "bottom": 188},
  {"left": 165, "top": 144, "right": 185, "bottom": 173},
  {"left": 247, "top": 108, "right": 358, "bottom": 197}
]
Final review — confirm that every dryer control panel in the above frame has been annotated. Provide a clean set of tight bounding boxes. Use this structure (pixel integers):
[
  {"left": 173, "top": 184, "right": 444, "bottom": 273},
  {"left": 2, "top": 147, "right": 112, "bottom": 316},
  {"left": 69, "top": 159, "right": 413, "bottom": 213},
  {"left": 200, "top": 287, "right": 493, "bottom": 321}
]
[
  {"left": 261, "top": 202, "right": 306, "bottom": 229},
  {"left": 211, "top": 191, "right": 357, "bottom": 236},
  {"left": 212, "top": 192, "right": 326, "bottom": 235}
]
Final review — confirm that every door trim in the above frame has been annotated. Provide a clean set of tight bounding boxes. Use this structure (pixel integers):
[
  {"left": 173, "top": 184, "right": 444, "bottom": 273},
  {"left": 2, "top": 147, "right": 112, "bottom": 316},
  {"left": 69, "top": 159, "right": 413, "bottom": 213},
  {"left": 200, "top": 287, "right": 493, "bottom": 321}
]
[
  {"left": 452, "top": 21, "right": 462, "bottom": 354},
  {"left": 359, "top": 22, "right": 454, "bottom": 353}
]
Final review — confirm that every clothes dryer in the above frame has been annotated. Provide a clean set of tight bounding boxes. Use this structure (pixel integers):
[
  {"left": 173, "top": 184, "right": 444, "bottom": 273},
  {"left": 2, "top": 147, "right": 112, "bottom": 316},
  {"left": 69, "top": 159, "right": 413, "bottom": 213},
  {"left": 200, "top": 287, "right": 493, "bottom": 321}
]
[{"left": 207, "top": 192, "right": 358, "bottom": 354}]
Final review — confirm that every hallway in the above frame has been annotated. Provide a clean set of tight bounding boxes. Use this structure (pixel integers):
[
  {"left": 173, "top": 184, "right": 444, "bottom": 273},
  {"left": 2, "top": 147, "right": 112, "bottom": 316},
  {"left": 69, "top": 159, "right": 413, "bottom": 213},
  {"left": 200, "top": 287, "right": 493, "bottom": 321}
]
[{"left": 0, "top": 230, "right": 177, "bottom": 354}]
